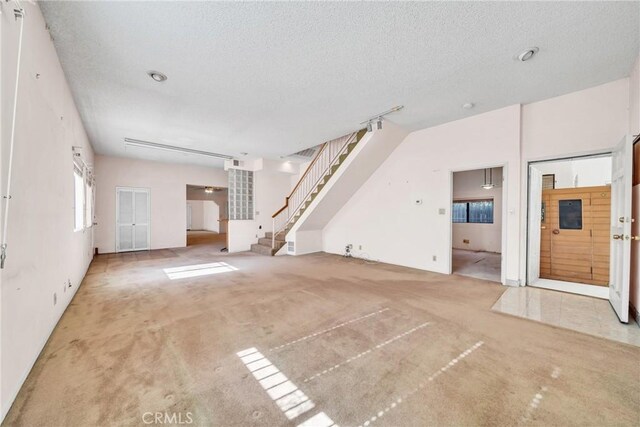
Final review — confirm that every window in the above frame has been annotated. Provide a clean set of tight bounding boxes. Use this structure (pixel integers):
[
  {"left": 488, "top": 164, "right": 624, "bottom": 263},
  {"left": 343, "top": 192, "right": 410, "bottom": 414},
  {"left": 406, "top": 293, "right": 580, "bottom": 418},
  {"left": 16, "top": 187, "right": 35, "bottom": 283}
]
[
  {"left": 85, "top": 178, "right": 93, "bottom": 228},
  {"left": 559, "top": 199, "right": 582, "bottom": 229},
  {"left": 228, "top": 169, "right": 254, "bottom": 220},
  {"left": 452, "top": 199, "right": 494, "bottom": 224},
  {"left": 452, "top": 202, "right": 468, "bottom": 223},
  {"left": 73, "top": 164, "right": 84, "bottom": 231}
]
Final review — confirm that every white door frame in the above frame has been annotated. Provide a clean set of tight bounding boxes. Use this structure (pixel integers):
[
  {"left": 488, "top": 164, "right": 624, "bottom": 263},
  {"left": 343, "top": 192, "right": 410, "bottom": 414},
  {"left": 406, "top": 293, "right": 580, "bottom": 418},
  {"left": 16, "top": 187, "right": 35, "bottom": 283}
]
[
  {"left": 524, "top": 150, "right": 614, "bottom": 299},
  {"left": 527, "top": 166, "right": 543, "bottom": 285},
  {"left": 609, "top": 136, "right": 633, "bottom": 322},
  {"left": 115, "top": 187, "right": 151, "bottom": 253},
  {"left": 448, "top": 163, "right": 508, "bottom": 285},
  {"left": 186, "top": 203, "right": 192, "bottom": 231}
]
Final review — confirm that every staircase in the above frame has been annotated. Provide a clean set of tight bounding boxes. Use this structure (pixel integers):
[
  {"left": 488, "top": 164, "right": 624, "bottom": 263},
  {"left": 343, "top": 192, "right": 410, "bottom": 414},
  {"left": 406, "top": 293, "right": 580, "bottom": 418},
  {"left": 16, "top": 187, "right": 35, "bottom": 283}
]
[
  {"left": 249, "top": 129, "right": 366, "bottom": 256},
  {"left": 250, "top": 232, "right": 285, "bottom": 256}
]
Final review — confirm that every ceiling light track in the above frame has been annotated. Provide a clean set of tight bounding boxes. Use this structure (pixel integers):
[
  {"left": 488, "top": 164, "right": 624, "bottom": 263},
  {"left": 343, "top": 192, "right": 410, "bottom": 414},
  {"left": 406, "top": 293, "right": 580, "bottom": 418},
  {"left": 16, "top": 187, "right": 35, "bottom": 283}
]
[
  {"left": 361, "top": 105, "right": 404, "bottom": 131},
  {"left": 124, "top": 138, "right": 233, "bottom": 160}
]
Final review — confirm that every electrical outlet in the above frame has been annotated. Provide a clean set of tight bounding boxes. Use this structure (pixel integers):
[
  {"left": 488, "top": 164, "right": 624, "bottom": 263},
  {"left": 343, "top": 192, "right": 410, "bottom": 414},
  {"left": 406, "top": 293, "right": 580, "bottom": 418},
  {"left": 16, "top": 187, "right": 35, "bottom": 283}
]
[
  {"left": 53, "top": 292, "right": 57, "bottom": 306},
  {"left": 432, "top": 255, "right": 437, "bottom": 262}
]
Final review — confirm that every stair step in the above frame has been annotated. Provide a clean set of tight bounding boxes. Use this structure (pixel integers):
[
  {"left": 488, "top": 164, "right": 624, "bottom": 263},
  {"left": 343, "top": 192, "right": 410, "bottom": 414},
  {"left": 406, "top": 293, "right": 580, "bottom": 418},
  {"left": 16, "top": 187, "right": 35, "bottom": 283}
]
[
  {"left": 258, "top": 237, "right": 286, "bottom": 248},
  {"left": 264, "top": 231, "right": 286, "bottom": 241},
  {"left": 250, "top": 243, "right": 277, "bottom": 256}
]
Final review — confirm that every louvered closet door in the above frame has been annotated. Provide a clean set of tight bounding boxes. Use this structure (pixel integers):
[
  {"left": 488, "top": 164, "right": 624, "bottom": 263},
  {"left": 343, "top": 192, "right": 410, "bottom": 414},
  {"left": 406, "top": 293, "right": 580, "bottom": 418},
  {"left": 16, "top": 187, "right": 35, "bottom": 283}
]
[
  {"left": 117, "top": 189, "right": 134, "bottom": 252},
  {"left": 116, "top": 188, "right": 150, "bottom": 252},
  {"left": 133, "top": 190, "right": 150, "bottom": 250}
]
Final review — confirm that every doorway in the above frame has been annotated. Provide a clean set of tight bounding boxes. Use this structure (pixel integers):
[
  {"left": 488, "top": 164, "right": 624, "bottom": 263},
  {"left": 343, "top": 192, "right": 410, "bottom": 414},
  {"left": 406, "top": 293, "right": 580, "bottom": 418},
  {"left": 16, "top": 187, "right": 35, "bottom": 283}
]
[
  {"left": 528, "top": 155, "right": 612, "bottom": 297},
  {"left": 186, "top": 184, "right": 228, "bottom": 251},
  {"left": 116, "top": 187, "right": 150, "bottom": 252},
  {"left": 451, "top": 167, "right": 503, "bottom": 282},
  {"left": 527, "top": 137, "right": 633, "bottom": 323}
]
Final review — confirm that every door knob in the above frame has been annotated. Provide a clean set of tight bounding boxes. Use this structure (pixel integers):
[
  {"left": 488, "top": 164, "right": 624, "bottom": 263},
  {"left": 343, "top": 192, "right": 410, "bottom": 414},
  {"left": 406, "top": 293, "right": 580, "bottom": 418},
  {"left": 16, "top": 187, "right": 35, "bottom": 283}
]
[
  {"left": 552, "top": 229, "right": 559, "bottom": 235},
  {"left": 632, "top": 236, "right": 640, "bottom": 241},
  {"left": 613, "top": 234, "right": 622, "bottom": 240}
]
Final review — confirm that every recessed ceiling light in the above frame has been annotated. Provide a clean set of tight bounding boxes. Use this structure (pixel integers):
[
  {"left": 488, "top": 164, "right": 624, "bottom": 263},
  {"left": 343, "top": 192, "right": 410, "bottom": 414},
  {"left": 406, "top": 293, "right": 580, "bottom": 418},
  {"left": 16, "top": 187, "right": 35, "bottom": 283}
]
[
  {"left": 517, "top": 47, "right": 539, "bottom": 62},
  {"left": 147, "top": 70, "right": 167, "bottom": 82},
  {"left": 462, "top": 103, "right": 474, "bottom": 110}
]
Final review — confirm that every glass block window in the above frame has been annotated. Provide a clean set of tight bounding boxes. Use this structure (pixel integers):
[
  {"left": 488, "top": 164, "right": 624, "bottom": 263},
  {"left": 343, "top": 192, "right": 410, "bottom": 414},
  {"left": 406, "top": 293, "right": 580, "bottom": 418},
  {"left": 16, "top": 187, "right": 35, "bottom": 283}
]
[
  {"left": 559, "top": 199, "right": 582, "bottom": 230},
  {"left": 228, "top": 169, "right": 254, "bottom": 220},
  {"left": 452, "top": 199, "right": 494, "bottom": 224}
]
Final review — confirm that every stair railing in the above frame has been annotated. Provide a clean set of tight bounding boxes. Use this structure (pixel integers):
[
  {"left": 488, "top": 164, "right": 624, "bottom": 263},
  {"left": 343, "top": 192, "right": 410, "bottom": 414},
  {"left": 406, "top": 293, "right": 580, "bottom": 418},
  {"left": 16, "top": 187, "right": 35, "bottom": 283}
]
[{"left": 271, "top": 131, "right": 359, "bottom": 249}]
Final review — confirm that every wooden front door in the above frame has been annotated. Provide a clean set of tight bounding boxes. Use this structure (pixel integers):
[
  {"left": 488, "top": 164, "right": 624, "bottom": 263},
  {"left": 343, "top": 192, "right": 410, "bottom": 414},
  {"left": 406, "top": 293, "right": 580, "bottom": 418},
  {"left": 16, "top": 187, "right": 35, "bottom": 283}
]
[{"left": 540, "top": 186, "right": 610, "bottom": 286}]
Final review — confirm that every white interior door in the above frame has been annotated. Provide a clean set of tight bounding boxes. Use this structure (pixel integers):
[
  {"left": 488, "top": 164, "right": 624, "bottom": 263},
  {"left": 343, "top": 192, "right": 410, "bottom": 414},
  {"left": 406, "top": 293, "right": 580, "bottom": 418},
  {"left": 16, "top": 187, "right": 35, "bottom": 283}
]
[
  {"left": 116, "top": 188, "right": 150, "bottom": 252},
  {"left": 609, "top": 136, "right": 633, "bottom": 322},
  {"left": 527, "top": 166, "right": 544, "bottom": 284},
  {"left": 133, "top": 190, "right": 150, "bottom": 250},
  {"left": 116, "top": 188, "right": 134, "bottom": 252}
]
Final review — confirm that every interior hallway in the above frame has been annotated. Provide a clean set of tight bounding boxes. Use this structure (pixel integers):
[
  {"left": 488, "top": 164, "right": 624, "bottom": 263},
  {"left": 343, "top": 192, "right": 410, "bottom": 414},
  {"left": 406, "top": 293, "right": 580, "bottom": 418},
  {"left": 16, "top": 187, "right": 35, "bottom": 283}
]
[
  {"left": 4, "top": 249, "right": 638, "bottom": 426},
  {"left": 186, "top": 230, "right": 227, "bottom": 251},
  {"left": 452, "top": 249, "right": 501, "bottom": 282}
]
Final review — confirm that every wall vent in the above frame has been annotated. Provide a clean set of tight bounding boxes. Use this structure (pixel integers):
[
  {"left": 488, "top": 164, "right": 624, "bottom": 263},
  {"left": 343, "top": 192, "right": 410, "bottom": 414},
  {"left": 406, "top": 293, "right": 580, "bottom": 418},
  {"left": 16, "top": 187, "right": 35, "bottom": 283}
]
[
  {"left": 233, "top": 159, "right": 241, "bottom": 167},
  {"left": 286, "top": 145, "right": 321, "bottom": 160}
]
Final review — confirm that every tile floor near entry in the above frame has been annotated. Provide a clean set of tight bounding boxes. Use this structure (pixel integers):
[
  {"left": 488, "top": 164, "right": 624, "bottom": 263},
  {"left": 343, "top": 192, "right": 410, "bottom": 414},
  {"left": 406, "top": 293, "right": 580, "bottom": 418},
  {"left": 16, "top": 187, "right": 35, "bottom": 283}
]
[
  {"left": 452, "top": 249, "right": 501, "bottom": 282},
  {"left": 492, "top": 286, "right": 640, "bottom": 347},
  {"left": 4, "top": 249, "right": 639, "bottom": 426}
]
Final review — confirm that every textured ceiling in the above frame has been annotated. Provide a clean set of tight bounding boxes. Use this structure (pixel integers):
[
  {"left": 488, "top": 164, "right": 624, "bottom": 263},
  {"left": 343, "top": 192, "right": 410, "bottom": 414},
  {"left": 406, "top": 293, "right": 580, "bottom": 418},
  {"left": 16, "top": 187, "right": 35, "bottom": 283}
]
[{"left": 39, "top": 1, "right": 639, "bottom": 167}]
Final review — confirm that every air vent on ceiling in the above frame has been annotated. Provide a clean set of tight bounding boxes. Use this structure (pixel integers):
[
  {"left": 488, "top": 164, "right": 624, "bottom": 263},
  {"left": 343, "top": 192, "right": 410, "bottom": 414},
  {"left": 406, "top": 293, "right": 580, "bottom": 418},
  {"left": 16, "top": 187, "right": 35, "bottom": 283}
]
[{"left": 293, "top": 147, "right": 317, "bottom": 159}]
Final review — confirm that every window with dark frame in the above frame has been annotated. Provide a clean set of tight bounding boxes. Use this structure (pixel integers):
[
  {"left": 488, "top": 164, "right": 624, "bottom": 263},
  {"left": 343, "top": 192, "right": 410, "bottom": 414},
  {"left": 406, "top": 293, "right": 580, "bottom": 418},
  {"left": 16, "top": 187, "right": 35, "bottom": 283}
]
[
  {"left": 452, "top": 199, "right": 494, "bottom": 224},
  {"left": 542, "top": 174, "right": 555, "bottom": 190}
]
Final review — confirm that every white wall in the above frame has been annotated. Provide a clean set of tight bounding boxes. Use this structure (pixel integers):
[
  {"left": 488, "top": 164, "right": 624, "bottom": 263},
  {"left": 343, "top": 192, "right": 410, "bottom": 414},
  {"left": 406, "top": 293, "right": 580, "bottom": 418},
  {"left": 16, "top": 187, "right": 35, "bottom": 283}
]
[
  {"left": 323, "top": 79, "right": 631, "bottom": 286},
  {"left": 630, "top": 57, "right": 639, "bottom": 322},
  {"left": 202, "top": 201, "right": 219, "bottom": 232},
  {"left": 94, "top": 155, "right": 227, "bottom": 253},
  {"left": 187, "top": 200, "right": 205, "bottom": 230},
  {"left": 532, "top": 156, "right": 611, "bottom": 189},
  {"left": 630, "top": 56, "right": 640, "bottom": 136},
  {"left": 187, "top": 200, "right": 219, "bottom": 232},
  {"left": 324, "top": 105, "right": 521, "bottom": 281},
  {"left": 521, "top": 79, "right": 629, "bottom": 161},
  {"left": 520, "top": 78, "right": 630, "bottom": 282},
  {"left": 186, "top": 187, "right": 227, "bottom": 233},
  {"left": 452, "top": 168, "right": 503, "bottom": 253},
  {"left": 1, "top": 2, "right": 94, "bottom": 420}
]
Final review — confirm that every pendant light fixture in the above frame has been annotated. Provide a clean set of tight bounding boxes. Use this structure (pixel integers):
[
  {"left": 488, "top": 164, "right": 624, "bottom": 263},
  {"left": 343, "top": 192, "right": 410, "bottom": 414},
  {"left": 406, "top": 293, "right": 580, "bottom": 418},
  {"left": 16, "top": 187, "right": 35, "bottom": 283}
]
[{"left": 482, "top": 168, "right": 495, "bottom": 190}]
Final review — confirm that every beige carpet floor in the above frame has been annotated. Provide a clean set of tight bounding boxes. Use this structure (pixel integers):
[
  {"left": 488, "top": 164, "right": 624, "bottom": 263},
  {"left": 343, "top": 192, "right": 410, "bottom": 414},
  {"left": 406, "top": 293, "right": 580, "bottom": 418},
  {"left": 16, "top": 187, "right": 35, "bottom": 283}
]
[
  {"left": 3, "top": 247, "right": 639, "bottom": 426},
  {"left": 186, "top": 230, "right": 227, "bottom": 251}
]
